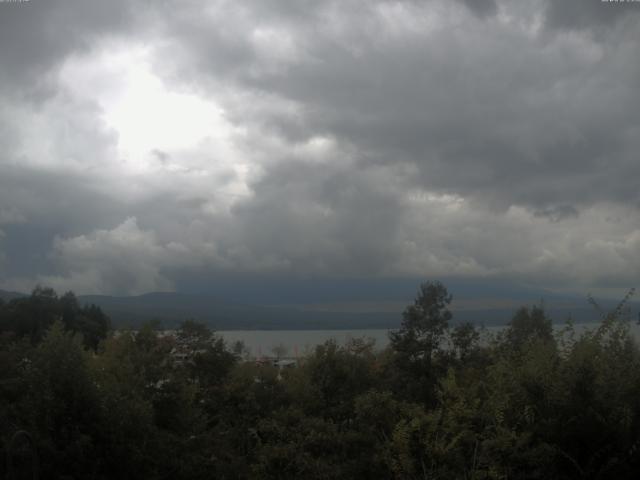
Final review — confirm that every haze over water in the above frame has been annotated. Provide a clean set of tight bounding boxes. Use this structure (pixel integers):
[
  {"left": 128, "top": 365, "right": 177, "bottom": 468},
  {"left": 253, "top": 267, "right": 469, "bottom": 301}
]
[{"left": 218, "top": 322, "right": 640, "bottom": 356}]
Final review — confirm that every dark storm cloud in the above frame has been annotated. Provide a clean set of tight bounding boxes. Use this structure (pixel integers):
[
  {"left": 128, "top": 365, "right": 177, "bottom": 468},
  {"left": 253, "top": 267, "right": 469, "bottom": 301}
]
[
  {"left": 545, "top": 0, "right": 640, "bottom": 31},
  {"left": 222, "top": 160, "right": 405, "bottom": 275},
  {"left": 156, "top": 0, "right": 640, "bottom": 209},
  {"left": 534, "top": 205, "right": 580, "bottom": 223},
  {"left": 1, "top": 0, "right": 639, "bottom": 294},
  {"left": 0, "top": 0, "right": 137, "bottom": 98},
  {"left": 0, "top": 165, "right": 126, "bottom": 235},
  {"left": 458, "top": 0, "right": 497, "bottom": 18}
]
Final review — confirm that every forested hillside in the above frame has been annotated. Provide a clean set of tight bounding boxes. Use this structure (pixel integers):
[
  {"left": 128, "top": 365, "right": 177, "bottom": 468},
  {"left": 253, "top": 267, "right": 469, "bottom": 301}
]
[{"left": 1, "top": 282, "right": 639, "bottom": 479}]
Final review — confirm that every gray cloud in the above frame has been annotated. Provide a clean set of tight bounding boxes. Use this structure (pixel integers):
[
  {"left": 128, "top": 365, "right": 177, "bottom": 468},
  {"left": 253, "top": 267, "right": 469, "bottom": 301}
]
[
  {"left": 458, "top": 0, "right": 497, "bottom": 18},
  {"left": 221, "top": 159, "right": 405, "bottom": 276},
  {"left": 0, "top": 0, "right": 138, "bottom": 99},
  {"left": 153, "top": 0, "right": 640, "bottom": 208},
  {"left": 534, "top": 205, "right": 580, "bottom": 223},
  {"left": 1, "top": 0, "right": 639, "bottom": 295},
  {"left": 8, "top": 217, "right": 178, "bottom": 295},
  {"left": 545, "top": 0, "right": 640, "bottom": 32}
]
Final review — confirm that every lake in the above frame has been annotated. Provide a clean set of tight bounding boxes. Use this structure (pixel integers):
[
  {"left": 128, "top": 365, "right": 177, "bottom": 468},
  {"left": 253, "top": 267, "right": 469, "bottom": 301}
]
[
  {"left": 217, "top": 329, "right": 391, "bottom": 357},
  {"left": 217, "top": 321, "right": 640, "bottom": 357}
]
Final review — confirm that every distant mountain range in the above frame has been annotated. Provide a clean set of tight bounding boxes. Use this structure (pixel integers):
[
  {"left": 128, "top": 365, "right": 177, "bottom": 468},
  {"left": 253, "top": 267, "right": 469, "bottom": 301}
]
[
  {"left": 2, "top": 284, "right": 637, "bottom": 330},
  {"left": 0, "top": 289, "right": 26, "bottom": 302}
]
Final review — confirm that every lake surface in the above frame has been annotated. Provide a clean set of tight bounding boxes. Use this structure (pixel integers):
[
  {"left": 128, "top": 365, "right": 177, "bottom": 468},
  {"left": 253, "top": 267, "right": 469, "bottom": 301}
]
[
  {"left": 218, "top": 322, "right": 640, "bottom": 357},
  {"left": 217, "top": 329, "right": 391, "bottom": 357}
]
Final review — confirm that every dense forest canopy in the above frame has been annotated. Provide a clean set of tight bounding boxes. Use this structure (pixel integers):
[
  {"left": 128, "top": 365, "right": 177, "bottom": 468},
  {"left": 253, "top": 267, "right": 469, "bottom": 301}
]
[{"left": 1, "top": 282, "right": 640, "bottom": 479}]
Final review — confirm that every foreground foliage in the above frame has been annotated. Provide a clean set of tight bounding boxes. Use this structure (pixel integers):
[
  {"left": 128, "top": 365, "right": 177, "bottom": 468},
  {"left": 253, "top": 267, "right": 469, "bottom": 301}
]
[{"left": 1, "top": 283, "right": 640, "bottom": 479}]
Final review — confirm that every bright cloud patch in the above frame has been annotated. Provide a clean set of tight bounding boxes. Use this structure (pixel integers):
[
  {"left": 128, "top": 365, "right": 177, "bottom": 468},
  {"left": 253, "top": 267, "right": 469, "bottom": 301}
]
[{"left": 35, "top": 218, "right": 178, "bottom": 295}]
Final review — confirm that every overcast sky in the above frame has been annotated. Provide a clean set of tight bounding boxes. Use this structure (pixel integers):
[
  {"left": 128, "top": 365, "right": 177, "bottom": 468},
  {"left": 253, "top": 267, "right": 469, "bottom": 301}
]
[{"left": 0, "top": 0, "right": 639, "bottom": 297}]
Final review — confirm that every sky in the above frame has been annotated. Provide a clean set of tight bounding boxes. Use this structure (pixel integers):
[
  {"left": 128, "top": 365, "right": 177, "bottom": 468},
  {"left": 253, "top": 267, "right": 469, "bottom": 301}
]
[{"left": 0, "top": 0, "right": 639, "bottom": 298}]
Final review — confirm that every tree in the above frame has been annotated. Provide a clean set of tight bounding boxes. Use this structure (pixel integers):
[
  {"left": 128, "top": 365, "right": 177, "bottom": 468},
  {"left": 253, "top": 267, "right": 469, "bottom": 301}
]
[
  {"left": 390, "top": 281, "right": 452, "bottom": 359},
  {"left": 451, "top": 321, "right": 480, "bottom": 361},
  {"left": 1, "top": 287, "right": 59, "bottom": 343},
  {"left": 60, "top": 291, "right": 110, "bottom": 350},
  {"left": 505, "top": 305, "right": 553, "bottom": 351},
  {"left": 177, "top": 319, "right": 213, "bottom": 349},
  {"left": 388, "top": 281, "right": 453, "bottom": 403},
  {"left": 0, "top": 288, "right": 109, "bottom": 350},
  {"left": 272, "top": 343, "right": 288, "bottom": 359},
  {"left": 175, "top": 319, "right": 238, "bottom": 388},
  {"left": 24, "top": 321, "right": 102, "bottom": 478},
  {"left": 302, "top": 339, "right": 376, "bottom": 420}
]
